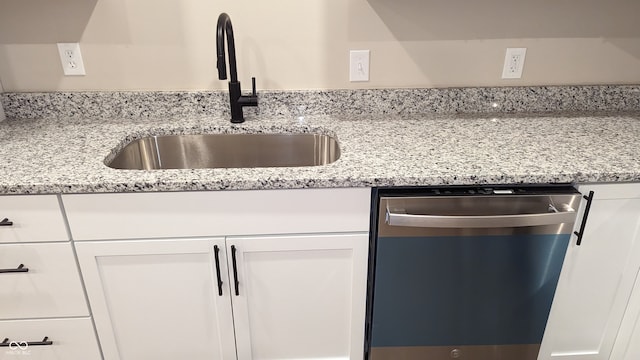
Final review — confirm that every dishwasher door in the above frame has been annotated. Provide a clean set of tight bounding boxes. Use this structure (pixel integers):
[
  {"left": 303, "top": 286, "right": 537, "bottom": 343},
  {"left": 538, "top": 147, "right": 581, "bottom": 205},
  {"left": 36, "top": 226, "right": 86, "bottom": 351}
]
[{"left": 366, "top": 186, "right": 582, "bottom": 360}]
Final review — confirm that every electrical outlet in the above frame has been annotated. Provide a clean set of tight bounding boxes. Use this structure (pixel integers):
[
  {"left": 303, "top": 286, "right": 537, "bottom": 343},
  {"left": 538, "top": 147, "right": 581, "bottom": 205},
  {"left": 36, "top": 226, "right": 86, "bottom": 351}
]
[
  {"left": 57, "top": 43, "right": 86, "bottom": 76},
  {"left": 502, "top": 48, "right": 526, "bottom": 79},
  {"left": 349, "top": 50, "right": 370, "bottom": 82}
]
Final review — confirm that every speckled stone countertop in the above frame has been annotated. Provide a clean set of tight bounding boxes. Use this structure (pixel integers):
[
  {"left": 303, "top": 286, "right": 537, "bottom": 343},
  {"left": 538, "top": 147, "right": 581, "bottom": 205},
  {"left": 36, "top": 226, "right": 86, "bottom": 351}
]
[
  {"left": 1, "top": 110, "right": 640, "bottom": 194},
  {"left": 1, "top": 85, "right": 640, "bottom": 194}
]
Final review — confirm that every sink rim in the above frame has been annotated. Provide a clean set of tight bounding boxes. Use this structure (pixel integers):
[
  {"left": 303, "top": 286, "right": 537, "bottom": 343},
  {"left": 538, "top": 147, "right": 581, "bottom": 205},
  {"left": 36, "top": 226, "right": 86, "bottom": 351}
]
[{"left": 105, "top": 130, "right": 341, "bottom": 170}]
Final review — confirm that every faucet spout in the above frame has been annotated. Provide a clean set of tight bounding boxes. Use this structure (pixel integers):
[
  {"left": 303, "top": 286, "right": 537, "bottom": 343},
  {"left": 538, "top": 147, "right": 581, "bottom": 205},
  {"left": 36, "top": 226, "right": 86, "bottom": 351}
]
[
  {"left": 216, "top": 13, "right": 237, "bottom": 82},
  {"left": 216, "top": 12, "right": 258, "bottom": 123}
]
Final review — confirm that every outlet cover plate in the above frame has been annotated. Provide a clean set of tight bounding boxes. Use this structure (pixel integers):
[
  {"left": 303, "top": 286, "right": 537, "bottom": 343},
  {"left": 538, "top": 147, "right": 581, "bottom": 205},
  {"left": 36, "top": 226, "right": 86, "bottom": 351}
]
[
  {"left": 57, "top": 43, "right": 86, "bottom": 76},
  {"left": 502, "top": 47, "right": 526, "bottom": 79},
  {"left": 350, "top": 50, "right": 370, "bottom": 82}
]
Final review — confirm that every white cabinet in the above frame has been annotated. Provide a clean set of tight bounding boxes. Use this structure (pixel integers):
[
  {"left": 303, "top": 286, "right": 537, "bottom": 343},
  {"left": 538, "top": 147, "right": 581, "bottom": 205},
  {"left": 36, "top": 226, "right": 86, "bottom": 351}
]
[
  {"left": 75, "top": 238, "right": 236, "bottom": 360},
  {"left": 76, "top": 234, "right": 368, "bottom": 360},
  {"left": 66, "top": 188, "right": 371, "bottom": 360},
  {"left": 0, "top": 194, "right": 101, "bottom": 360},
  {"left": 539, "top": 183, "right": 640, "bottom": 360},
  {"left": 62, "top": 188, "right": 369, "bottom": 240},
  {"left": 0, "top": 195, "right": 68, "bottom": 243},
  {"left": 0, "top": 242, "right": 88, "bottom": 319},
  {"left": 0, "top": 318, "right": 100, "bottom": 360},
  {"left": 229, "top": 234, "right": 368, "bottom": 360}
]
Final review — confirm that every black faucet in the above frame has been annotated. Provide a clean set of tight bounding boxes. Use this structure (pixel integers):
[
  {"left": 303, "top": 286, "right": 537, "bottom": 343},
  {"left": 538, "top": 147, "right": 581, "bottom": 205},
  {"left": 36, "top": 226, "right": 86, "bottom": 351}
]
[{"left": 216, "top": 13, "right": 258, "bottom": 123}]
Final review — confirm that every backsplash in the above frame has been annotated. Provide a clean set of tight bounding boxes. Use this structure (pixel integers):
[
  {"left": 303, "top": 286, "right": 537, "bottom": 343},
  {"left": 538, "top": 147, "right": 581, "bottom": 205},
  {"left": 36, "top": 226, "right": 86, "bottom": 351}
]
[{"left": 1, "top": 85, "right": 639, "bottom": 120}]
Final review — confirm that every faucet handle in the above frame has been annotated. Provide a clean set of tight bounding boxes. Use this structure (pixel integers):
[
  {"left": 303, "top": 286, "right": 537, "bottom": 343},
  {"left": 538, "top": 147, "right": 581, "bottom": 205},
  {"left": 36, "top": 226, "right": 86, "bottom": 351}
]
[
  {"left": 237, "top": 77, "right": 258, "bottom": 108},
  {"left": 251, "top": 77, "right": 257, "bottom": 96}
]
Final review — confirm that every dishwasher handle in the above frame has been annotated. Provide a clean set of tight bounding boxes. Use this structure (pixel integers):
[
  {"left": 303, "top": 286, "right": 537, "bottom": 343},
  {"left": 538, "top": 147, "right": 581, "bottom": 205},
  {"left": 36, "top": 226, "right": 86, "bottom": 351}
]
[{"left": 386, "top": 205, "right": 577, "bottom": 228}]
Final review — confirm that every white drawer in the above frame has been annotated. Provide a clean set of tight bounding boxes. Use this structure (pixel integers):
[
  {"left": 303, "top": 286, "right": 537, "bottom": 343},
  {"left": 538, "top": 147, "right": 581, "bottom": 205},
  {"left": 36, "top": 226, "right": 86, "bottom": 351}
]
[
  {"left": 62, "top": 188, "right": 371, "bottom": 240},
  {"left": 0, "top": 317, "right": 101, "bottom": 360},
  {"left": 0, "top": 195, "right": 69, "bottom": 244},
  {"left": 0, "top": 243, "right": 89, "bottom": 319}
]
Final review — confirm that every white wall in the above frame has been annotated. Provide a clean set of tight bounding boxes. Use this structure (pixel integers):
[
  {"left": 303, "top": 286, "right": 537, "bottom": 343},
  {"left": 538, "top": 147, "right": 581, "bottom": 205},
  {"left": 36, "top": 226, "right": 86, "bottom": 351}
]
[{"left": 0, "top": 0, "right": 639, "bottom": 92}]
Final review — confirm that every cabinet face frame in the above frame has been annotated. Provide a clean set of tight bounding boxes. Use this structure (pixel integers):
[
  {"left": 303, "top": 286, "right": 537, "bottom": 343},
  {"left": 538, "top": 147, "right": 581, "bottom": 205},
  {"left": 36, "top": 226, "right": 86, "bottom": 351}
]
[
  {"left": 75, "top": 238, "right": 237, "bottom": 360},
  {"left": 539, "top": 183, "right": 640, "bottom": 360}
]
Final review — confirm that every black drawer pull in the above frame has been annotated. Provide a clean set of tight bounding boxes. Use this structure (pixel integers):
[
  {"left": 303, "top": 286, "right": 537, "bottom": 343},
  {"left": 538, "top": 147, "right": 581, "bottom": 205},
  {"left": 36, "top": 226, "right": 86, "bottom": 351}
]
[
  {"left": 0, "top": 218, "right": 13, "bottom": 226},
  {"left": 0, "top": 264, "right": 29, "bottom": 274},
  {"left": 0, "top": 336, "right": 53, "bottom": 347}
]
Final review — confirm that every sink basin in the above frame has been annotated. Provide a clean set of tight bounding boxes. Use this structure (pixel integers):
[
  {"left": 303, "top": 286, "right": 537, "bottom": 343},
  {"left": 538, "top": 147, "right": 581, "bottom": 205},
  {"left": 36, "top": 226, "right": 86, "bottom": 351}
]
[{"left": 107, "top": 133, "right": 340, "bottom": 170}]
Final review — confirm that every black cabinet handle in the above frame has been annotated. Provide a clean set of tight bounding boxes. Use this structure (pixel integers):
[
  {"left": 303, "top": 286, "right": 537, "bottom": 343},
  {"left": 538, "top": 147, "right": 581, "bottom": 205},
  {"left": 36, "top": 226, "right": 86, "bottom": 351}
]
[
  {"left": 573, "top": 190, "right": 595, "bottom": 246},
  {"left": 213, "top": 245, "right": 224, "bottom": 296},
  {"left": 0, "top": 264, "right": 29, "bottom": 274},
  {"left": 0, "top": 336, "right": 53, "bottom": 347},
  {"left": 0, "top": 218, "right": 13, "bottom": 226},
  {"left": 231, "top": 245, "right": 239, "bottom": 296}
]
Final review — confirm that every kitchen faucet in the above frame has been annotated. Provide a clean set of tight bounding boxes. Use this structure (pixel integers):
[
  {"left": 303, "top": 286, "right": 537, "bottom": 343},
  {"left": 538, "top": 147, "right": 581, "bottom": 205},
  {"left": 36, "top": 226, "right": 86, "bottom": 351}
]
[{"left": 216, "top": 12, "right": 258, "bottom": 123}]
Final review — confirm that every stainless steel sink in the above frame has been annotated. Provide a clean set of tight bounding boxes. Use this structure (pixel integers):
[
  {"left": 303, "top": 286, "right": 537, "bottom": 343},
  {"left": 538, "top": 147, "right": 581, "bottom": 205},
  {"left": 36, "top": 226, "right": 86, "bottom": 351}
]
[{"left": 107, "top": 133, "right": 340, "bottom": 170}]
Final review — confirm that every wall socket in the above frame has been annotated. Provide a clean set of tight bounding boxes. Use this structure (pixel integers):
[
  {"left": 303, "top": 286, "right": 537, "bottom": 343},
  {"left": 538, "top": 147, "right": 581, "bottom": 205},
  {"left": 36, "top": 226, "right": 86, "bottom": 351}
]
[
  {"left": 502, "top": 48, "right": 526, "bottom": 79},
  {"left": 57, "top": 43, "right": 86, "bottom": 76}
]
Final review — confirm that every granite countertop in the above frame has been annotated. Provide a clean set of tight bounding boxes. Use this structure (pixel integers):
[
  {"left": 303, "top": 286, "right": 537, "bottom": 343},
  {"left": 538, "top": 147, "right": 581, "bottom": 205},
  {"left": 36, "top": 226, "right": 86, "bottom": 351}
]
[{"left": 1, "top": 110, "right": 640, "bottom": 194}]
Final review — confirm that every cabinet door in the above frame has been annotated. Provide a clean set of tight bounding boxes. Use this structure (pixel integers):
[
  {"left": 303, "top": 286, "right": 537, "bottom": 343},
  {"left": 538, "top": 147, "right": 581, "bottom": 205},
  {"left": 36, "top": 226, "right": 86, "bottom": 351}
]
[
  {"left": 539, "top": 183, "right": 640, "bottom": 360},
  {"left": 75, "top": 238, "right": 236, "bottom": 360},
  {"left": 228, "top": 233, "right": 369, "bottom": 360}
]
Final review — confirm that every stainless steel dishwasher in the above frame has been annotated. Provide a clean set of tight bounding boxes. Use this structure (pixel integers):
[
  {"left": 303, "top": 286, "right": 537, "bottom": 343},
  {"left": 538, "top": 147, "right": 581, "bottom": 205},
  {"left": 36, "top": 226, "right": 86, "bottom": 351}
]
[{"left": 365, "top": 185, "right": 588, "bottom": 360}]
